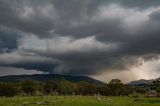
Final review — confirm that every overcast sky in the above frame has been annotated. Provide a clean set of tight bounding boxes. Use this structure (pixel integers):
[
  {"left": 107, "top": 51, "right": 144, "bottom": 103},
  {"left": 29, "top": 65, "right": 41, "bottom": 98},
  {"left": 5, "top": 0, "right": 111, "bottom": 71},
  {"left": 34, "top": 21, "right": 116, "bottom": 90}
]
[{"left": 0, "top": 0, "right": 160, "bottom": 82}]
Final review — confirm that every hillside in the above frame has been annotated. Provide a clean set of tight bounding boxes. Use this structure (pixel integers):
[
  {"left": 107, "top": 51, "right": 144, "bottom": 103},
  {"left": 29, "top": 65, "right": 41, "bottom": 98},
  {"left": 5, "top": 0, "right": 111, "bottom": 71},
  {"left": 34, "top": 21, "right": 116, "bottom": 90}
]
[
  {"left": 127, "top": 79, "right": 153, "bottom": 86},
  {"left": 0, "top": 74, "right": 104, "bottom": 85}
]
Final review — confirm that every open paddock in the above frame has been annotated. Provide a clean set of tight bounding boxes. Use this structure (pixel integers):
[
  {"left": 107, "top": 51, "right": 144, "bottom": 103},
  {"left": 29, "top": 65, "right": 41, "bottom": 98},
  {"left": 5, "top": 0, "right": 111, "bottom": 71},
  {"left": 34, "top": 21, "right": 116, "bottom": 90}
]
[{"left": 0, "top": 96, "right": 160, "bottom": 106}]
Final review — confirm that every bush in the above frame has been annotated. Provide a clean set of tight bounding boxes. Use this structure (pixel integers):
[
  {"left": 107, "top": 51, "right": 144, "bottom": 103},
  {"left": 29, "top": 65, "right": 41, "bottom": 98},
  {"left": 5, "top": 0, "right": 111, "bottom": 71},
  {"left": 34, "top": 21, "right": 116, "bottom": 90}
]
[{"left": 0, "top": 83, "right": 18, "bottom": 97}]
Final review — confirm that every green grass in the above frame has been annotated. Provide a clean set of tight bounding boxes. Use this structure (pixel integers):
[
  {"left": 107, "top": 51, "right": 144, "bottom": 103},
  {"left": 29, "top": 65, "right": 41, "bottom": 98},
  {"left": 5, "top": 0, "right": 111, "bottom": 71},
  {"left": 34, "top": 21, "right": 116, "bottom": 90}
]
[{"left": 0, "top": 96, "right": 160, "bottom": 106}]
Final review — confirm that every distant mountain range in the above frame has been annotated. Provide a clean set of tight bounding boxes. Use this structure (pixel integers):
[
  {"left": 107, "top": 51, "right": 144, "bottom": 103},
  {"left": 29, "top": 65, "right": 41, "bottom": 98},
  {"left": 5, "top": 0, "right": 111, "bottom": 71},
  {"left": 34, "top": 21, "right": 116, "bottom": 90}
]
[
  {"left": 127, "top": 79, "right": 154, "bottom": 86},
  {"left": 0, "top": 74, "right": 155, "bottom": 86},
  {"left": 0, "top": 74, "right": 105, "bottom": 85}
]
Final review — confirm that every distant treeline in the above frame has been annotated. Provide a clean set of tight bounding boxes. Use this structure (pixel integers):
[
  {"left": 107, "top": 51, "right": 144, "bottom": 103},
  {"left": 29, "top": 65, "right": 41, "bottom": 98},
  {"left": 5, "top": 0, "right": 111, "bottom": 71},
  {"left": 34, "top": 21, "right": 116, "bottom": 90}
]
[{"left": 0, "top": 78, "right": 160, "bottom": 97}]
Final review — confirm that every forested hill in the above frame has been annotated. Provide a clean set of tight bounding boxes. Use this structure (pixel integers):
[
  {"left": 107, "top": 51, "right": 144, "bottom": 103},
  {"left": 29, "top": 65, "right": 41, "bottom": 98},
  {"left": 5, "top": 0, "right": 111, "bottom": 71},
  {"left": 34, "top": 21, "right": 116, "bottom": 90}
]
[
  {"left": 127, "top": 79, "right": 153, "bottom": 86},
  {"left": 0, "top": 74, "right": 104, "bottom": 85}
]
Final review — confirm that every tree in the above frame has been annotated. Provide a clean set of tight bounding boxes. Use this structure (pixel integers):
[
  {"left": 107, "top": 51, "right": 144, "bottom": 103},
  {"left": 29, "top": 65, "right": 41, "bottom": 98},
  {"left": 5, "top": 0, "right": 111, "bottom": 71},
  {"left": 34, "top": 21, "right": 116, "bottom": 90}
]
[
  {"left": 108, "top": 79, "right": 124, "bottom": 96},
  {"left": 44, "top": 80, "right": 57, "bottom": 95},
  {"left": 97, "top": 84, "right": 110, "bottom": 96},
  {"left": 21, "top": 80, "right": 38, "bottom": 96},
  {"left": 57, "top": 78, "right": 74, "bottom": 95},
  {"left": 153, "top": 78, "right": 160, "bottom": 93},
  {"left": 0, "top": 83, "right": 18, "bottom": 97},
  {"left": 76, "top": 81, "right": 97, "bottom": 95}
]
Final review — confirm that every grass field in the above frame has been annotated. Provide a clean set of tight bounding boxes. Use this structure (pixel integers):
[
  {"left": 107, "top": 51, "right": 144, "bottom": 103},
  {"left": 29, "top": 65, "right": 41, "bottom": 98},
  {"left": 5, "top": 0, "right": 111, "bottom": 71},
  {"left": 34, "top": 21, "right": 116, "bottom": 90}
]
[{"left": 0, "top": 96, "right": 160, "bottom": 106}]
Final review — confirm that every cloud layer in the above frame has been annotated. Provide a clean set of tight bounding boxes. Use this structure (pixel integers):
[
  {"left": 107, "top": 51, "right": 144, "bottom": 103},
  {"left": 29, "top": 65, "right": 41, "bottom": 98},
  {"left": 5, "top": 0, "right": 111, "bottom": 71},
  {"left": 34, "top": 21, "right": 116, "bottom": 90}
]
[{"left": 0, "top": 0, "right": 160, "bottom": 79}]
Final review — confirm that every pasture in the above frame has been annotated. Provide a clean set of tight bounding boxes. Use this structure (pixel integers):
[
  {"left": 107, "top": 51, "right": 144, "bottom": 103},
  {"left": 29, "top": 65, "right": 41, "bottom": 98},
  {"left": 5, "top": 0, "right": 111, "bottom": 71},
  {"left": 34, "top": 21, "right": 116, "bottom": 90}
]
[{"left": 0, "top": 96, "right": 160, "bottom": 106}]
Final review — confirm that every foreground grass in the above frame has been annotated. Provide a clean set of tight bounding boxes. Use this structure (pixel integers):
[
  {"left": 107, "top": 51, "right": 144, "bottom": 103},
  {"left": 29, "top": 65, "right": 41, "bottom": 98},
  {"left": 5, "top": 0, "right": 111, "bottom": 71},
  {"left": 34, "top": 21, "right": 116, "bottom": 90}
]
[{"left": 0, "top": 96, "right": 160, "bottom": 106}]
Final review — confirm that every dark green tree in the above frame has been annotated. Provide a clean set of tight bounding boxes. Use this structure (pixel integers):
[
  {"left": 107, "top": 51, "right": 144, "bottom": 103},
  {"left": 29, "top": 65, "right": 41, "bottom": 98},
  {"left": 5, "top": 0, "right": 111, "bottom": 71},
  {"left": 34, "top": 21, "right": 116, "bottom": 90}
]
[
  {"left": 57, "top": 78, "right": 74, "bottom": 95},
  {"left": 76, "top": 81, "right": 97, "bottom": 95},
  {"left": 108, "top": 79, "right": 124, "bottom": 96},
  {"left": 22, "top": 80, "right": 38, "bottom": 96},
  {"left": 153, "top": 78, "right": 160, "bottom": 93},
  {"left": 44, "top": 80, "right": 57, "bottom": 95},
  {"left": 0, "top": 83, "right": 18, "bottom": 97}
]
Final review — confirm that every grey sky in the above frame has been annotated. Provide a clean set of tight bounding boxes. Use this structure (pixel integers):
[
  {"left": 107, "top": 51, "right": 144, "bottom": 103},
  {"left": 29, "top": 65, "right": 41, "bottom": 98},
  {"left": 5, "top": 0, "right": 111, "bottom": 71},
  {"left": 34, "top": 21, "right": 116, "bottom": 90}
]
[{"left": 0, "top": 0, "right": 160, "bottom": 82}]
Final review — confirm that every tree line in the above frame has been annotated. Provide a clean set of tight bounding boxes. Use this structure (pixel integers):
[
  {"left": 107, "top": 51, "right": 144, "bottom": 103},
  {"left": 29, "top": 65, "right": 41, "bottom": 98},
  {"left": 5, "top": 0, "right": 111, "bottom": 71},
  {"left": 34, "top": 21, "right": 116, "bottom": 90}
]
[{"left": 0, "top": 78, "right": 160, "bottom": 97}]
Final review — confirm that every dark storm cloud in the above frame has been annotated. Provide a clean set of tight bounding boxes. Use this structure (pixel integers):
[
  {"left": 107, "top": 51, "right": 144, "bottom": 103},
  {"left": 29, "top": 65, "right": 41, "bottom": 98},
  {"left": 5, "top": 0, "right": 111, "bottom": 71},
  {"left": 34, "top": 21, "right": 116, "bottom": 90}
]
[
  {"left": 0, "top": 0, "right": 115, "bottom": 38},
  {"left": 1, "top": 0, "right": 160, "bottom": 75},
  {"left": 115, "top": 0, "right": 160, "bottom": 9},
  {"left": 0, "top": 0, "right": 55, "bottom": 37},
  {"left": 0, "top": 31, "right": 18, "bottom": 52},
  {"left": 0, "top": 27, "right": 20, "bottom": 52},
  {"left": 0, "top": 51, "right": 58, "bottom": 73},
  {"left": 150, "top": 10, "right": 160, "bottom": 21},
  {"left": 1, "top": 62, "right": 55, "bottom": 73}
]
